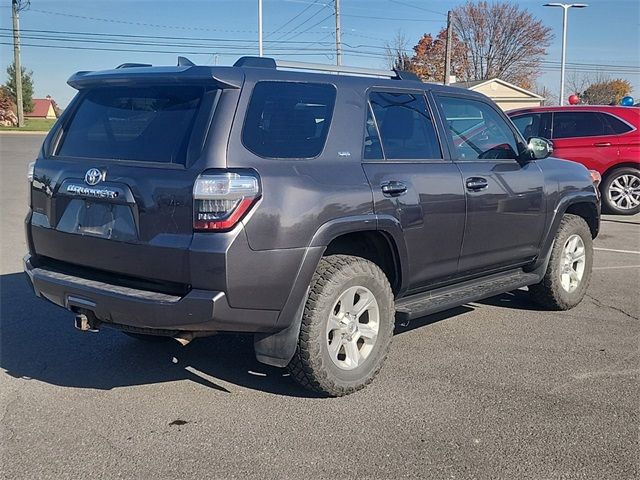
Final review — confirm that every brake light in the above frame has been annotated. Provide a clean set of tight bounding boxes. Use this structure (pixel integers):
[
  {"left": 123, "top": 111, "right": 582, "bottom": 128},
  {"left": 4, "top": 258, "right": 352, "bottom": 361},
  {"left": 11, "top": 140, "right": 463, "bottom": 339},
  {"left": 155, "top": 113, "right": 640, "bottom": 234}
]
[{"left": 193, "top": 173, "right": 260, "bottom": 231}]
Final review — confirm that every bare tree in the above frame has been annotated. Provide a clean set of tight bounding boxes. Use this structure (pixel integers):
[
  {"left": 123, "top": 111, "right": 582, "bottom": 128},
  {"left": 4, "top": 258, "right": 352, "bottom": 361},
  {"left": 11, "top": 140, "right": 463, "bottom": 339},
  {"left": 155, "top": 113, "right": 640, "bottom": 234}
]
[
  {"left": 533, "top": 83, "right": 558, "bottom": 106},
  {"left": 452, "top": 1, "right": 553, "bottom": 89},
  {"left": 385, "top": 30, "right": 412, "bottom": 71},
  {"left": 566, "top": 70, "right": 592, "bottom": 97}
]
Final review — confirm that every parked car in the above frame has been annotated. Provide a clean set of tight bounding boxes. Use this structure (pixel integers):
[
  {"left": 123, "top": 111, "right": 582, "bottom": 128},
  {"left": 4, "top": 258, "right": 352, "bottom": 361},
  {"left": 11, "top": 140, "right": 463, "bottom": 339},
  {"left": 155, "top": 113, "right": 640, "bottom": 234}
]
[
  {"left": 508, "top": 105, "right": 640, "bottom": 215},
  {"left": 24, "top": 57, "right": 600, "bottom": 396}
]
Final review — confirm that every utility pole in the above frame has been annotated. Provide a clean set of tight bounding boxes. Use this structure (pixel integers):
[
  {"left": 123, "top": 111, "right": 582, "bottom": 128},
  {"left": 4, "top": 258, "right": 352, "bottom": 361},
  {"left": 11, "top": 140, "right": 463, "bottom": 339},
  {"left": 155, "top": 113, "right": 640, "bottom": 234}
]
[
  {"left": 444, "top": 10, "right": 453, "bottom": 85},
  {"left": 11, "top": 0, "right": 24, "bottom": 127},
  {"left": 258, "top": 0, "right": 263, "bottom": 56},
  {"left": 334, "top": 0, "right": 342, "bottom": 66}
]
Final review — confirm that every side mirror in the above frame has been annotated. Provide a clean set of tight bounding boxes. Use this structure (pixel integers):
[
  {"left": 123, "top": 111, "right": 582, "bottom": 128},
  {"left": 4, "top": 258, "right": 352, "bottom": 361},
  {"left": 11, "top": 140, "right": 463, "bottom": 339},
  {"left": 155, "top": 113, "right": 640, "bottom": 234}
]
[{"left": 527, "top": 136, "right": 553, "bottom": 160}]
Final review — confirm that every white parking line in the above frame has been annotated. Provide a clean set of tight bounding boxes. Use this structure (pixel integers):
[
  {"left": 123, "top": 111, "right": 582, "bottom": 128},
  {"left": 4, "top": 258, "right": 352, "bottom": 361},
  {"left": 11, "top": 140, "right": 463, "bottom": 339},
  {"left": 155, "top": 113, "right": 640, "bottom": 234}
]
[
  {"left": 593, "top": 265, "right": 640, "bottom": 270},
  {"left": 594, "top": 247, "right": 640, "bottom": 255}
]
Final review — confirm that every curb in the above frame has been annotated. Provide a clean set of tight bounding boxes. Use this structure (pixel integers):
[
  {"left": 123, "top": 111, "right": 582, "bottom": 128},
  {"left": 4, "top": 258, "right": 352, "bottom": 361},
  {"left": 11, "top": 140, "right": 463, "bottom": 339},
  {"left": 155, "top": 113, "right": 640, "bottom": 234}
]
[{"left": 0, "top": 130, "right": 49, "bottom": 135}]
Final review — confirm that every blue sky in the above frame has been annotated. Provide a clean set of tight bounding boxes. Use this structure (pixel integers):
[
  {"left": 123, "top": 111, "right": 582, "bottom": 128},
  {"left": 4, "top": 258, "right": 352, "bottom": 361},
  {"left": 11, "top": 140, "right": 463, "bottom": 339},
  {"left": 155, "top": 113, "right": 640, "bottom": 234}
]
[{"left": 1, "top": 0, "right": 638, "bottom": 107}]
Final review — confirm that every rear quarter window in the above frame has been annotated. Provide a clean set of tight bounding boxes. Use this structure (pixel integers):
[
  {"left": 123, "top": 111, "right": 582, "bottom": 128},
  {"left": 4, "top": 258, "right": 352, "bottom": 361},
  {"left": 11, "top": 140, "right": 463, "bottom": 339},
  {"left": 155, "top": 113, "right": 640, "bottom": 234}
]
[
  {"left": 242, "top": 81, "right": 336, "bottom": 159},
  {"left": 57, "top": 85, "right": 206, "bottom": 164}
]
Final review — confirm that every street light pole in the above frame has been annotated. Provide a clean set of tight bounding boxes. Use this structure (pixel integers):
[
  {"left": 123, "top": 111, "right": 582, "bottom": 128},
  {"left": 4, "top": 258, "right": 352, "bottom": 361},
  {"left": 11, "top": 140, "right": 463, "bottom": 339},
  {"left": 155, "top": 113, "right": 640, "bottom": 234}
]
[
  {"left": 258, "top": 0, "right": 263, "bottom": 57},
  {"left": 544, "top": 3, "right": 588, "bottom": 106}
]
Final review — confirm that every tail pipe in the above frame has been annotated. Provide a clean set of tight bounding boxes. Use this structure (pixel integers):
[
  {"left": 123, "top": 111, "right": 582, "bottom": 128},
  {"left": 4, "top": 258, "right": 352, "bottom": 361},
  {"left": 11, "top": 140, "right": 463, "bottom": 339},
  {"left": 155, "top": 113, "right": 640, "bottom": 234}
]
[{"left": 74, "top": 311, "right": 101, "bottom": 332}]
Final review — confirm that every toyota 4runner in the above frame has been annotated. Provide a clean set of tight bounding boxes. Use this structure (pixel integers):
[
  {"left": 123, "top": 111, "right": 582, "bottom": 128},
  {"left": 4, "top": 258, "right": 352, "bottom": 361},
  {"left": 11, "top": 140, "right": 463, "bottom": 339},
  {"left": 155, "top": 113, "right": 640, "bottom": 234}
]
[{"left": 24, "top": 57, "right": 600, "bottom": 396}]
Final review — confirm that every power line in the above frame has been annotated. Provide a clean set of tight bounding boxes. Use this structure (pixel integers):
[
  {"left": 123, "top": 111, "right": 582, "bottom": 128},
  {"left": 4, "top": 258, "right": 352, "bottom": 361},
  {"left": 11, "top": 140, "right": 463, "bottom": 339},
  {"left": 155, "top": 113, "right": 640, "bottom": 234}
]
[
  {"left": 273, "top": 3, "right": 332, "bottom": 42},
  {"left": 388, "top": 0, "right": 447, "bottom": 17},
  {"left": 266, "top": 0, "right": 322, "bottom": 38}
]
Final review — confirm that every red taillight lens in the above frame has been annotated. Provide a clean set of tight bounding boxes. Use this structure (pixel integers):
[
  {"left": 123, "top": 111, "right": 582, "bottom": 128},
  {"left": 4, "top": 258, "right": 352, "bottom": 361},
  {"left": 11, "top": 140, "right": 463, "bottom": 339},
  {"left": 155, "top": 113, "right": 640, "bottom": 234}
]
[{"left": 193, "top": 173, "right": 259, "bottom": 232}]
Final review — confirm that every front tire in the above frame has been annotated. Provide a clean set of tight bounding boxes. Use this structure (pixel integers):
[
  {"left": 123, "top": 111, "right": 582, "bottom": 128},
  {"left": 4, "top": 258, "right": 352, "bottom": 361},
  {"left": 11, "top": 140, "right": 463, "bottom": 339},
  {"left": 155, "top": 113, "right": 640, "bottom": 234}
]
[
  {"left": 600, "top": 167, "right": 640, "bottom": 215},
  {"left": 288, "top": 255, "right": 395, "bottom": 396},
  {"left": 529, "top": 214, "right": 593, "bottom": 310}
]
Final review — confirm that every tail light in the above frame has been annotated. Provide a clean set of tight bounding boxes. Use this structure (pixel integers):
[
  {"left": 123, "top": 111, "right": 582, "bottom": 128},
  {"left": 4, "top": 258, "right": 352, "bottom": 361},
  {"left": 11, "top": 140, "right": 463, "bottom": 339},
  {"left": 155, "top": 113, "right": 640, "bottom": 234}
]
[
  {"left": 193, "top": 172, "right": 260, "bottom": 231},
  {"left": 588, "top": 169, "right": 602, "bottom": 188}
]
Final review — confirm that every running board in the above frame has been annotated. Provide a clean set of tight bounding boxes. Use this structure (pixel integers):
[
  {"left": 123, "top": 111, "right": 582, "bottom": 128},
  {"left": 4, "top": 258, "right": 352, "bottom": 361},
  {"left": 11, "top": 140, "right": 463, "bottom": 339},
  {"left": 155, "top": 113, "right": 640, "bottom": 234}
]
[{"left": 395, "top": 270, "right": 541, "bottom": 323}]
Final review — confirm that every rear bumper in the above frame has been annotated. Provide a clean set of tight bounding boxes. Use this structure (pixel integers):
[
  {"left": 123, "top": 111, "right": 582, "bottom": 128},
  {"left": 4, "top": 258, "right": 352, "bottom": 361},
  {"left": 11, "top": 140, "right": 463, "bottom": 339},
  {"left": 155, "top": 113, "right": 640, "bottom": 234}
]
[{"left": 23, "top": 255, "right": 279, "bottom": 333}]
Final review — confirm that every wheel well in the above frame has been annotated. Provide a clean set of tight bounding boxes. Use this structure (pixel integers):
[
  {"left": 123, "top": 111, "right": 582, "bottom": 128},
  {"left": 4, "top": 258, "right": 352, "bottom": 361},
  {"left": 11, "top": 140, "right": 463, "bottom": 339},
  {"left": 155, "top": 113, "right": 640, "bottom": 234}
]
[
  {"left": 565, "top": 202, "right": 599, "bottom": 238},
  {"left": 324, "top": 231, "right": 401, "bottom": 295},
  {"left": 602, "top": 162, "right": 640, "bottom": 181}
]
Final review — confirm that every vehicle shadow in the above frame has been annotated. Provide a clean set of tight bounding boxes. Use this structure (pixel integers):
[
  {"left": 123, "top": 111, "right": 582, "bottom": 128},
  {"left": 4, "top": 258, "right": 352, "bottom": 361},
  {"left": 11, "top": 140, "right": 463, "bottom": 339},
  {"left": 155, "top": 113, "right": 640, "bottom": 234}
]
[
  {"left": 476, "top": 288, "right": 541, "bottom": 311},
  {"left": 1, "top": 272, "right": 538, "bottom": 396}
]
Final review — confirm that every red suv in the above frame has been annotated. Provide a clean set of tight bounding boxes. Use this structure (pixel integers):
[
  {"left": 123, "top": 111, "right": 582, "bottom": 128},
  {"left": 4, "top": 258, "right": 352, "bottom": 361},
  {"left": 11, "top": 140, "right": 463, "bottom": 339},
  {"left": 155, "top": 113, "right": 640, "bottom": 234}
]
[{"left": 508, "top": 106, "right": 639, "bottom": 215}]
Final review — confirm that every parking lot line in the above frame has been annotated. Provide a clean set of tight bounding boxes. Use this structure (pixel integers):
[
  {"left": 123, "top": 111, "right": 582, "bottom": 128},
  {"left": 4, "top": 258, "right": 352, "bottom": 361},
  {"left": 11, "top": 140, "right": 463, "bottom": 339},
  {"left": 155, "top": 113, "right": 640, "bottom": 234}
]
[{"left": 594, "top": 247, "right": 640, "bottom": 255}]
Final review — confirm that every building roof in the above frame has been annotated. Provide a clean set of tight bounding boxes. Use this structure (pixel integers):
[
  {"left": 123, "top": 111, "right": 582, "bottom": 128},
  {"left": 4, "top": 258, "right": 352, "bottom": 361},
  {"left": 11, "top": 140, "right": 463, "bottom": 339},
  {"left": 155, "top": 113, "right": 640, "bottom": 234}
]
[
  {"left": 26, "top": 97, "right": 58, "bottom": 118},
  {"left": 451, "top": 78, "right": 544, "bottom": 100}
]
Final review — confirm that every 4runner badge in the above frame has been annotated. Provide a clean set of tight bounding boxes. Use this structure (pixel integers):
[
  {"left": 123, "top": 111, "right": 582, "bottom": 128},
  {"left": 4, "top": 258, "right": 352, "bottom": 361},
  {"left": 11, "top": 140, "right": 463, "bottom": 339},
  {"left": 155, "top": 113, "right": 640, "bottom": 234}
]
[{"left": 85, "top": 168, "right": 103, "bottom": 186}]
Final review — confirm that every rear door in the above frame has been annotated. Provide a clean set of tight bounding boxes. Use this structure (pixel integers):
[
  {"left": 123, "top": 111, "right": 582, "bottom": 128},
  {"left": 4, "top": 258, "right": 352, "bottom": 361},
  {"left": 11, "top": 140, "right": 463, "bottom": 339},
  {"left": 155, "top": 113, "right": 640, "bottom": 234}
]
[
  {"left": 362, "top": 89, "right": 465, "bottom": 291},
  {"left": 435, "top": 94, "right": 546, "bottom": 274},
  {"left": 550, "top": 110, "right": 619, "bottom": 172},
  {"left": 29, "top": 83, "right": 225, "bottom": 285}
]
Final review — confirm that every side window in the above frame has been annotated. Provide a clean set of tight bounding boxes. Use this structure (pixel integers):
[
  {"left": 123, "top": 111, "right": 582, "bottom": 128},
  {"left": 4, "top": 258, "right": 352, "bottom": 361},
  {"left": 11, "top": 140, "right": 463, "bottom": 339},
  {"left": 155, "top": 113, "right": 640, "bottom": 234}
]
[
  {"left": 438, "top": 96, "right": 520, "bottom": 160},
  {"left": 511, "top": 113, "right": 553, "bottom": 141},
  {"left": 363, "top": 105, "right": 383, "bottom": 160},
  {"left": 242, "top": 81, "right": 336, "bottom": 159},
  {"left": 552, "top": 112, "right": 607, "bottom": 139},
  {"left": 602, "top": 113, "right": 634, "bottom": 134},
  {"left": 369, "top": 91, "right": 442, "bottom": 160}
]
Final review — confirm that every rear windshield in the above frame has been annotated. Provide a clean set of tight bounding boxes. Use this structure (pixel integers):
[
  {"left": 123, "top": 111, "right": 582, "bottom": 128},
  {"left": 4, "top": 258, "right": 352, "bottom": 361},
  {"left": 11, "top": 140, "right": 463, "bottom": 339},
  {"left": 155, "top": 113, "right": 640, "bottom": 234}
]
[
  {"left": 242, "top": 81, "right": 336, "bottom": 159},
  {"left": 57, "top": 85, "right": 205, "bottom": 164}
]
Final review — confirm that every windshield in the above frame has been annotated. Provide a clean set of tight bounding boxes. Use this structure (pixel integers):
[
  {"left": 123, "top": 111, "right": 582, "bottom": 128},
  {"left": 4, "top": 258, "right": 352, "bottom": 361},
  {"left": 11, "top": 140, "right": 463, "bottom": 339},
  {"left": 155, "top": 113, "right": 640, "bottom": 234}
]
[{"left": 57, "top": 85, "right": 206, "bottom": 164}]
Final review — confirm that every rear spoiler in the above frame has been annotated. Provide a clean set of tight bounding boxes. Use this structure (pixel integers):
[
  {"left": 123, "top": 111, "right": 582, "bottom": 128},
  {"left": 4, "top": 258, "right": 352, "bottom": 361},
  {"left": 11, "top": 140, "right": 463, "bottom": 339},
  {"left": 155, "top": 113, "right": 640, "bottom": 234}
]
[{"left": 67, "top": 65, "right": 243, "bottom": 90}]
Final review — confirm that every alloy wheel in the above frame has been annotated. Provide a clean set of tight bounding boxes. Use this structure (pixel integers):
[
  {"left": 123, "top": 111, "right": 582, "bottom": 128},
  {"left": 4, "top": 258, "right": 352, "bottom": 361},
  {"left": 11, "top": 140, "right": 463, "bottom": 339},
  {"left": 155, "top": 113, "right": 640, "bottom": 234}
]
[{"left": 325, "top": 286, "right": 380, "bottom": 370}]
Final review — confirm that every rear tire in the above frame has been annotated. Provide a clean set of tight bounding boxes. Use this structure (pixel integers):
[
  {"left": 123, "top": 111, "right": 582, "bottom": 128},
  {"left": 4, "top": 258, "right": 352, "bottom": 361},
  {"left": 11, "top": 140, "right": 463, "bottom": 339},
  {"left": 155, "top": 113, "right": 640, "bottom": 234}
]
[
  {"left": 529, "top": 214, "right": 593, "bottom": 310},
  {"left": 600, "top": 167, "right": 640, "bottom": 215},
  {"left": 288, "top": 255, "right": 395, "bottom": 397}
]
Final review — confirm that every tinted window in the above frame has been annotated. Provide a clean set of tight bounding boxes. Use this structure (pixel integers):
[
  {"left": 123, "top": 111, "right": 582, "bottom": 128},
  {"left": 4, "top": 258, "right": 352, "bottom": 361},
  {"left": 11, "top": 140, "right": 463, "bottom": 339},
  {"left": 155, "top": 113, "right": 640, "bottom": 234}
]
[
  {"left": 369, "top": 92, "right": 441, "bottom": 160},
  {"left": 242, "top": 81, "right": 336, "bottom": 158},
  {"left": 439, "top": 96, "right": 519, "bottom": 160},
  {"left": 511, "top": 112, "right": 552, "bottom": 140},
  {"left": 602, "top": 113, "right": 633, "bottom": 134},
  {"left": 363, "top": 105, "right": 383, "bottom": 160},
  {"left": 58, "top": 86, "right": 205, "bottom": 164},
  {"left": 552, "top": 111, "right": 607, "bottom": 138}
]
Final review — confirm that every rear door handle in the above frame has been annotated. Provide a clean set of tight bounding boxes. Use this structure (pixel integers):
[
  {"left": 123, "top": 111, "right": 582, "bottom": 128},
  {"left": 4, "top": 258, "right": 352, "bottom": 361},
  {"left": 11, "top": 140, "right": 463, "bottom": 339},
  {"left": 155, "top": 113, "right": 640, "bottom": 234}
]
[
  {"left": 593, "top": 142, "right": 611, "bottom": 147},
  {"left": 465, "top": 177, "right": 488, "bottom": 191},
  {"left": 381, "top": 181, "right": 408, "bottom": 196}
]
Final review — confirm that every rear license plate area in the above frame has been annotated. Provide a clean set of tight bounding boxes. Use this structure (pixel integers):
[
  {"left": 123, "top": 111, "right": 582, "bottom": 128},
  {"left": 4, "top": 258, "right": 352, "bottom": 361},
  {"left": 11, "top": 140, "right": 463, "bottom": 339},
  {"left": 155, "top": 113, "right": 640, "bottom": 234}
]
[{"left": 56, "top": 199, "right": 138, "bottom": 241}]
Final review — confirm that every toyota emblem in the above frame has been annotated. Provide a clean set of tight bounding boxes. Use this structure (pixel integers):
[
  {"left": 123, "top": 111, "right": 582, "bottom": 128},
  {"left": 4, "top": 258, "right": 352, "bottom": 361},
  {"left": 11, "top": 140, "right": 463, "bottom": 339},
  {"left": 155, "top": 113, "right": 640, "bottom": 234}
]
[{"left": 84, "top": 168, "right": 103, "bottom": 186}]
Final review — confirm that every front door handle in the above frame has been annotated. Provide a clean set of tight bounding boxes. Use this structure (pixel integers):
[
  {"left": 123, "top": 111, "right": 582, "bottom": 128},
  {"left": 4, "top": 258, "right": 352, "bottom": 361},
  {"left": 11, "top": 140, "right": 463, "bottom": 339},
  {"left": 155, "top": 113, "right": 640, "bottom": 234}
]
[
  {"left": 465, "top": 177, "right": 489, "bottom": 191},
  {"left": 593, "top": 142, "right": 611, "bottom": 147},
  {"left": 381, "top": 181, "right": 408, "bottom": 196}
]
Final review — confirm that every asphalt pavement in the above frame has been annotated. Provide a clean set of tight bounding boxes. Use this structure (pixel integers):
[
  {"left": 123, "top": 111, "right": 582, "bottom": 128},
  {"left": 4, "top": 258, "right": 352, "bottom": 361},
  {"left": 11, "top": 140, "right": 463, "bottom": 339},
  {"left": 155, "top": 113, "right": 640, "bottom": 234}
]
[{"left": 1, "top": 133, "right": 638, "bottom": 479}]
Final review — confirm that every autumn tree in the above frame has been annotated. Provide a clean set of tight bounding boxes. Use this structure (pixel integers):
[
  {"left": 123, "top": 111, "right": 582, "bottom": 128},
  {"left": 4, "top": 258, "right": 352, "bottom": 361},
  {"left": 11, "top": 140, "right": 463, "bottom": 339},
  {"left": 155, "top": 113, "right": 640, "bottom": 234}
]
[
  {"left": 582, "top": 78, "right": 632, "bottom": 105},
  {"left": 5, "top": 62, "right": 34, "bottom": 113},
  {"left": 452, "top": 1, "right": 553, "bottom": 89},
  {"left": 0, "top": 86, "right": 15, "bottom": 112},
  {"left": 409, "top": 28, "right": 467, "bottom": 83}
]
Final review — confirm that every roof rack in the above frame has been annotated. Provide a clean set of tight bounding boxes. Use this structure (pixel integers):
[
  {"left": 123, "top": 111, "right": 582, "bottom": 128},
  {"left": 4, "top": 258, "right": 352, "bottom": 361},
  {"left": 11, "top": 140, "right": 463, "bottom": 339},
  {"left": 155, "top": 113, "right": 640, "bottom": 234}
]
[
  {"left": 116, "top": 62, "right": 152, "bottom": 69},
  {"left": 233, "top": 56, "right": 420, "bottom": 81}
]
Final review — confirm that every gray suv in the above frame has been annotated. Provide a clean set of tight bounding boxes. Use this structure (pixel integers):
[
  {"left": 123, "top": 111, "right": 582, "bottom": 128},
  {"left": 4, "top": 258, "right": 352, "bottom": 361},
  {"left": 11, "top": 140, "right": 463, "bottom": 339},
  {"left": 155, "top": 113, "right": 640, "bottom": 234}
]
[{"left": 24, "top": 56, "right": 600, "bottom": 396}]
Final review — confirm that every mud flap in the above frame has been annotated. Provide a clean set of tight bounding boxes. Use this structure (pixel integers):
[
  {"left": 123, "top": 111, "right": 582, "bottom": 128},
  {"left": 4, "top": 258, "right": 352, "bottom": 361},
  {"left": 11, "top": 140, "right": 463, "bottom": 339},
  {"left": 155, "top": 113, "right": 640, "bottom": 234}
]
[{"left": 253, "top": 289, "right": 308, "bottom": 368}]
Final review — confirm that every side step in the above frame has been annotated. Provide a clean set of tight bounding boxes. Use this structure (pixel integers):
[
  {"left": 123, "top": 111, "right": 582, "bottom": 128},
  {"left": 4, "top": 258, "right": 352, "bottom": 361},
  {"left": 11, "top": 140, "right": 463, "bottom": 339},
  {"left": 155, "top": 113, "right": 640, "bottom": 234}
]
[{"left": 395, "top": 269, "right": 540, "bottom": 323}]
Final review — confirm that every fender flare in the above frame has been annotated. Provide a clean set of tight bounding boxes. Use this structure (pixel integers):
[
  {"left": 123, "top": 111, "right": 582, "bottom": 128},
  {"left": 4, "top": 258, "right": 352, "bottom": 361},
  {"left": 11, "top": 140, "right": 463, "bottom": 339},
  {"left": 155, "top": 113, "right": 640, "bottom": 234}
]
[
  {"left": 527, "top": 190, "right": 600, "bottom": 273},
  {"left": 254, "top": 214, "right": 408, "bottom": 367}
]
